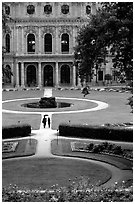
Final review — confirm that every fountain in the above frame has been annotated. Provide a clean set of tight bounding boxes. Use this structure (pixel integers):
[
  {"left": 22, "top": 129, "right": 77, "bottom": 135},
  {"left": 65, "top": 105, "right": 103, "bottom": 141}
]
[
  {"left": 21, "top": 89, "right": 72, "bottom": 109},
  {"left": 38, "top": 97, "right": 57, "bottom": 108}
]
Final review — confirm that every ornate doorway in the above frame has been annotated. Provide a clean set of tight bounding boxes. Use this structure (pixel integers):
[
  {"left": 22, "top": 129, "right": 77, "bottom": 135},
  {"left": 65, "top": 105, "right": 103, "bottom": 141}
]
[{"left": 44, "top": 65, "right": 53, "bottom": 86}]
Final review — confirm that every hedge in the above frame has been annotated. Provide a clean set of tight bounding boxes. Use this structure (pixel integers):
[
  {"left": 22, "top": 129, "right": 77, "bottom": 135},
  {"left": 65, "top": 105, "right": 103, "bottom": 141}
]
[
  {"left": 2, "top": 124, "right": 31, "bottom": 139},
  {"left": 59, "top": 123, "right": 133, "bottom": 142}
]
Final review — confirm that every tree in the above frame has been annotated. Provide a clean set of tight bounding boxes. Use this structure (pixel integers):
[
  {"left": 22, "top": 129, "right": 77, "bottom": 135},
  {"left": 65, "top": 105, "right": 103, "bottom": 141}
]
[
  {"left": 74, "top": 14, "right": 108, "bottom": 85},
  {"left": 103, "top": 2, "right": 133, "bottom": 81},
  {"left": 2, "top": 3, "right": 13, "bottom": 84},
  {"left": 74, "top": 2, "right": 133, "bottom": 84}
]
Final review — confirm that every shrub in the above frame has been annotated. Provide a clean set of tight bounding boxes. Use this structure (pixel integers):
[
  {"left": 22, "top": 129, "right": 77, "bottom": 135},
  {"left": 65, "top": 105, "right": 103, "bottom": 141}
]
[
  {"left": 86, "top": 143, "right": 94, "bottom": 151},
  {"left": 59, "top": 123, "right": 133, "bottom": 142},
  {"left": 2, "top": 124, "right": 31, "bottom": 139}
]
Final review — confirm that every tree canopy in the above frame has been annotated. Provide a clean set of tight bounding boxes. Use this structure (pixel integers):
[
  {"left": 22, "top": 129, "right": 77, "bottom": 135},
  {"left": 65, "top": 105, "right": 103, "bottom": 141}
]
[
  {"left": 2, "top": 3, "right": 13, "bottom": 82},
  {"left": 74, "top": 2, "right": 133, "bottom": 83}
]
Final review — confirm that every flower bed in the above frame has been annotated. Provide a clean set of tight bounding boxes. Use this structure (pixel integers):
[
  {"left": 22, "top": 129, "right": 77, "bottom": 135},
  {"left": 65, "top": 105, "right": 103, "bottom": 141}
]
[
  {"left": 71, "top": 141, "right": 133, "bottom": 160},
  {"left": 2, "top": 181, "right": 133, "bottom": 202},
  {"left": 2, "top": 139, "right": 37, "bottom": 159},
  {"left": 2, "top": 141, "right": 18, "bottom": 153}
]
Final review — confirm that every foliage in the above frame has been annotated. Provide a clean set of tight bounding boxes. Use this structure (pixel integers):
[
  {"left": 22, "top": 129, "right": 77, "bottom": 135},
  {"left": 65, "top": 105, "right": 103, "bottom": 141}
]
[
  {"left": 127, "top": 96, "right": 133, "bottom": 113},
  {"left": 104, "top": 74, "right": 112, "bottom": 81},
  {"left": 2, "top": 124, "right": 31, "bottom": 139},
  {"left": 74, "top": 2, "right": 133, "bottom": 82},
  {"left": 86, "top": 142, "right": 132, "bottom": 159},
  {"left": 2, "top": 181, "right": 133, "bottom": 202},
  {"left": 59, "top": 123, "right": 133, "bottom": 142},
  {"left": 2, "top": 3, "right": 13, "bottom": 82}
]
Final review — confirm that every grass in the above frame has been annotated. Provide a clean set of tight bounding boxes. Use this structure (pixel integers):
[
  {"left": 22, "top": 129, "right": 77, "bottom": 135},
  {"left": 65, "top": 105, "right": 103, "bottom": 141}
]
[
  {"left": 2, "top": 157, "right": 111, "bottom": 190},
  {"left": 2, "top": 139, "right": 37, "bottom": 159},
  {"left": 2, "top": 89, "right": 132, "bottom": 130},
  {"left": 51, "top": 139, "right": 133, "bottom": 170}
]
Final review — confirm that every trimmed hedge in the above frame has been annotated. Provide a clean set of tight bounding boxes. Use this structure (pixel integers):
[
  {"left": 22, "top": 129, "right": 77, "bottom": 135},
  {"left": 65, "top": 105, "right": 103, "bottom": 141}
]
[
  {"left": 59, "top": 123, "right": 133, "bottom": 142},
  {"left": 2, "top": 124, "right": 31, "bottom": 139}
]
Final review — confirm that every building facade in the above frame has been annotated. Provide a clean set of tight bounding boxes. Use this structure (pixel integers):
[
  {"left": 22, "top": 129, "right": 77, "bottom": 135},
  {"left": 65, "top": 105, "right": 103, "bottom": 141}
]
[{"left": 3, "top": 2, "right": 113, "bottom": 88}]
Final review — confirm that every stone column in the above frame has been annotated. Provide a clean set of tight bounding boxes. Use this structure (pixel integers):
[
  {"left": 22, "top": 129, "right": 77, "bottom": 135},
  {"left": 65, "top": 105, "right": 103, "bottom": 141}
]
[
  {"left": 21, "top": 62, "right": 25, "bottom": 87},
  {"left": 55, "top": 27, "right": 59, "bottom": 54},
  {"left": 55, "top": 62, "right": 59, "bottom": 87},
  {"left": 16, "top": 27, "right": 19, "bottom": 53},
  {"left": 16, "top": 63, "right": 19, "bottom": 87},
  {"left": 38, "top": 27, "right": 41, "bottom": 54},
  {"left": 38, "top": 62, "right": 42, "bottom": 87},
  {"left": 22, "top": 27, "right": 24, "bottom": 53},
  {"left": 72, "top": 65, "right": 76, "bottom": 87},
  {"left": 73, "top": 26, "right": 77, "bottom": 49},
  {"left": 77, "top": 76, "right": 81, "bottom": 88}
]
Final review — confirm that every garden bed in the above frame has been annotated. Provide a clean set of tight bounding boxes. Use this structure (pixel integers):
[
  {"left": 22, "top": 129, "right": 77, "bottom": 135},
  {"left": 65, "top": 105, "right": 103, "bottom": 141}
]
[
  {"left": 51, "top": 139, "right": 133, "bottom": 170},
  {"left": 71, "top": 141, "right": 133, "bottom": 160},
  {"left": 2, "top": 139, "right": 37, "bottom": 159}
]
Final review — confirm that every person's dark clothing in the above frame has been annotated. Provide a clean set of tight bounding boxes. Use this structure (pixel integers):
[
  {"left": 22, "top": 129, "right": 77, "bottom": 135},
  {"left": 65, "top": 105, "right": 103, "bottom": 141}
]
[
  {"left": 42, "top": 117, "right": 47, "bottom": 128},
  {"left": 82, "top": 87, "right": 89, "bottom": 97},
  {"left": 48, "top": 117, "right": 51, "bottom": 128}
]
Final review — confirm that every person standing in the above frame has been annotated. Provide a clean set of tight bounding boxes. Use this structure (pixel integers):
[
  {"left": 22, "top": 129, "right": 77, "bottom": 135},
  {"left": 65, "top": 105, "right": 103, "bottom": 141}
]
[
  {"left": 42, "top": 116, "right": 47, "bottom": 128},
  {"left": 48, "top": 117, "right": 51, "bottom": 128}
]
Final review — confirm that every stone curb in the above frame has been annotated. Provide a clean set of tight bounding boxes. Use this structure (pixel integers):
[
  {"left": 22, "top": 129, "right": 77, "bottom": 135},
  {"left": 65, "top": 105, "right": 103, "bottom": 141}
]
[{"left": 2, "top": 86, "right": 132, "bottom": 93}]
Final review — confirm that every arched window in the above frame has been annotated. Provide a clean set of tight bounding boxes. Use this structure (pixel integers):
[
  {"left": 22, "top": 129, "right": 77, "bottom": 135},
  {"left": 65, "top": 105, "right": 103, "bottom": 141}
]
[
  {"left": 27, "top": 65, "right": 36, "bottom": 86},
  {"left": 44, "top": 4, "right": 52, "bottom": 14},
  {"left": 5, "top": 34, "right": 10, "bottom": 53},
  {"left": 44, "top": 34, "right": 52, "bottom": 53},
  {"left": 61, "top": 33, "right": 69, "bottom": 53},
  {"left": 61, "top": 4, "right": 69, "bottom": 14},
  {"left": 27, "top": 5, "right": 35, "bottom": 14},
  {"left": 5, "top": 5, "right": 10, "bottom": 15},
  {"left": 86, "top": 5, "right": 91, "bottom": 14},
  {"left": 27, "top": 34, "right": 35, "bottom": 53},
  {"left": 44, "top": 65, "right": 53, "bottom": 86},
  {"left": 61, "top": 65, "right": 70, "bottom": 84}
]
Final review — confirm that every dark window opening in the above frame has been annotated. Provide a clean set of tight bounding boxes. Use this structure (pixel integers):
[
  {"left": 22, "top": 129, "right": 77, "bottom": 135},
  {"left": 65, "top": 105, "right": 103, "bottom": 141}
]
[
  {"left": 27, "top": 5, "right": 35, "bottom": 14},
  {"left": 5, "top": 34, "right": 10, "bottom": 53},
  {"left": 61, "top": 33, "right": 69, "bottom": 53},
  {"left": 27, "top": 34, "right": 35, "bottom": 53},
  {"left": 44, "top": 34, "right": 52, "bottom": 53},
  {"left": 61, "top": 65, "right": 70, "bottom": 84},
  {"left": 5, "top": 5, "right": 10, "bottom": 15},
  {"left": 61, "top": 4, "right": 69, "bottom": 14},
  {"left": 98, "top": 71, "right": 103, "bottom": 81},
  {"left": 3, "top": 65, "right": 12, "bottom": 84},
  {"left": 18, "top": 62, "right": 21, "bottom": 86},
  {"left": 27, "top": 65, "right": 36, "bottom": 86},
  {"left": 44, "top": 65, "right": 53, "bottom": 86},
  {"left": 44, "top": 4, "right": 52, "bottom": 14},
  {"left": 86, "top": 5, "right": 91, "bottom": 14}
]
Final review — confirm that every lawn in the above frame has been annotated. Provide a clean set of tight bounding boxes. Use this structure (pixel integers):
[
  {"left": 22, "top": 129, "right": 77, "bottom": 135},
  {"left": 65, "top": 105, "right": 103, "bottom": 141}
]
[
  {"left": 2, "top": 139, "right": 37, "bottom": 159},
  {"left": 51, "top": 139, "right": 133, "bottom": 170},
  {"left": 2, "top": 157, "right": 111, "bottom": 189},
  {"left": 52, "top": 90, "right": 132, "bottom": 129},
  {"left": 2, "top": 89, "right": 132, "bottom": 130}
]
